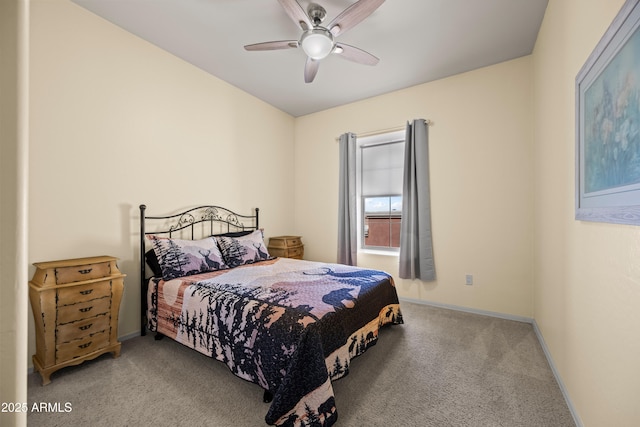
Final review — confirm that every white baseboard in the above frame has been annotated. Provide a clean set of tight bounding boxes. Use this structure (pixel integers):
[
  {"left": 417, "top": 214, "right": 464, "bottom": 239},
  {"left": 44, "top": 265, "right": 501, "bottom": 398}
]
[
  {"left": 399, "top": 296, "right": 533, "bottom": 323},
  {"left": 120, "top": 330, "right": 142, "bottom": 341},
  {"left": 532, "top": 319, "right": 583, "bottom": 427}
]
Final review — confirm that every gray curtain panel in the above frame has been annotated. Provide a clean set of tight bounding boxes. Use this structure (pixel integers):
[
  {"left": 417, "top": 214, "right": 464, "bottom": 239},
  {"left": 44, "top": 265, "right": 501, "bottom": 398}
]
[
  {"left": 399, "top": 119, "right": 436, "bottom": 280},
  {"left": 337, "top": 132, "right": 357, "bottom": 265}
]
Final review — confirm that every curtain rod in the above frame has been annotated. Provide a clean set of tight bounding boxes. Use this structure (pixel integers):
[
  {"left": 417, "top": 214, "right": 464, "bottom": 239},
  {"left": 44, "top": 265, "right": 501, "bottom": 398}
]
[
  {"left": 335, "top": 120, "right": 433, "bottom": 141},
  {"left": 357, "top": 125, "right": 405, "bottom": 138}
]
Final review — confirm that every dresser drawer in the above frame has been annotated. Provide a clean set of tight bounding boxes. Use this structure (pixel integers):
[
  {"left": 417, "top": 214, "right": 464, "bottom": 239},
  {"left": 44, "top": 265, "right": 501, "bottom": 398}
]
[
  {"left": 56, "top": 331, "right": 109, "bottom": 363},
  {"left": 57, "top": 280, "right": 111, "bottom": 306},
  {"left": 269, "top": 245, "right": 304, "bottom": 258},
  {"left": 57, "top": 297, "right": 111, "bottom": 325},
  {"left": 56, "top": 314, "right": 110, "bottom": 344},
  {"left": 286, "top": 245, "right": 304, "bottom": 258},
  {"left": 55, "top": 261, "right": 112, "bottom": 285}
]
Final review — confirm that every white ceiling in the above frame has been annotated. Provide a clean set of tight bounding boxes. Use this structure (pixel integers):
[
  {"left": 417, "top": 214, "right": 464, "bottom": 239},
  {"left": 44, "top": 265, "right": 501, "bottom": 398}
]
[{"left": 71, "top": 0, "right": 548, "bottom": 117}]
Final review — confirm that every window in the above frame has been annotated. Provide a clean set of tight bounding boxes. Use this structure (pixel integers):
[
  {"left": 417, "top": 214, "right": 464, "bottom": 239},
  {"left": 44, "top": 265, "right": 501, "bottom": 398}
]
[
  {"left": 363, "top": 196, "right": 402, "bottom": 247},
  {"left": 357, "top": 131, "right": 405, "bottom": 251}
]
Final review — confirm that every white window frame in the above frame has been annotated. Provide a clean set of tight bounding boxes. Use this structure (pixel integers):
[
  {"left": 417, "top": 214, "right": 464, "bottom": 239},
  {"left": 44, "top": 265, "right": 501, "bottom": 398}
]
[{"left": 356, "top": 130, "right": 405, "bottom": 255}]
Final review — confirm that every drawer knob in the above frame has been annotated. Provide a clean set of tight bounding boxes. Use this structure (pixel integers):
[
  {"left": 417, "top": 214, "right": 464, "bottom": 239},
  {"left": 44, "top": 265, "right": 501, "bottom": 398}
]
[
  {"left": 79, "top": 307, "right": 93, "bottom": 313},
  {"left": 78, "top": 268, "right": 93, "bottom": 275},
  {"left": 79, "top": 324, "right": 92, "bottom": 331},
  {"left": 79, "top": 289, "right": 93, "bottom": 295},
  {"left": 78, "top": 342, "right": 92, "bottom": 349}
]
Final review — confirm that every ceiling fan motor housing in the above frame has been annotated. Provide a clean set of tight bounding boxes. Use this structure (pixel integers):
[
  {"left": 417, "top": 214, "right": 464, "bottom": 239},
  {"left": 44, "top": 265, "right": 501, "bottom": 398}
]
[{"left": 308, "top": 3, "right": 327, "bottom": 25}]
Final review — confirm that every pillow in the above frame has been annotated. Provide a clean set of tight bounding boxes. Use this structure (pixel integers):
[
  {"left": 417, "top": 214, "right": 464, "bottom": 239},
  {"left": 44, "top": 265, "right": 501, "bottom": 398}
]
[
  {"left": 147, "top": 235, "right": 227, "bottom": 280},
  {"left": 144, "top": 249, "right": 163, "bottom": 278},
  {"left": 214, "top": 230, "right": 253, "bottom": 238},
  {"left": 216, "top": 229, "right": 272, "bottom": 268}
]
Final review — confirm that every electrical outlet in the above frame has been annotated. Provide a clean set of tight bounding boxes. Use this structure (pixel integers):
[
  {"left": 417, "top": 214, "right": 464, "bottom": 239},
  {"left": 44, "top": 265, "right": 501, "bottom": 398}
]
[{"left": 465, "top": 274, "right": 473, "bottom": 285}]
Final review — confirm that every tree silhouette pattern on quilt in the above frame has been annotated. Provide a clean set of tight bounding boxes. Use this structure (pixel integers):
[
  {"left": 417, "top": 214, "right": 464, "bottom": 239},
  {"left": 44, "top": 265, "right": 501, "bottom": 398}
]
[{"left": 152, "top": 259, "right": 402, "bottom": 427}]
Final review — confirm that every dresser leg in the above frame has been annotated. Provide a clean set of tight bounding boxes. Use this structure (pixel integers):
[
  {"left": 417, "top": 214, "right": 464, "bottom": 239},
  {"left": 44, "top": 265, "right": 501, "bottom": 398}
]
[
  {"left": 112, "top": 343, "right": 122, "bottom": 358},
  {"left": 33, "top": 356, "right": 52, "bottom": 386},
  {"left": 39, "top": 372, "right": 52, "bottom": 386}
]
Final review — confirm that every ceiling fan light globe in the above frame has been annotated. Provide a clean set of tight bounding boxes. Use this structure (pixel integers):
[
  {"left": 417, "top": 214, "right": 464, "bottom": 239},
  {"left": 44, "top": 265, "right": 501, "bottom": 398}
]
[{"left": 300, "top": 29, "right": 334, "bottom": 60}]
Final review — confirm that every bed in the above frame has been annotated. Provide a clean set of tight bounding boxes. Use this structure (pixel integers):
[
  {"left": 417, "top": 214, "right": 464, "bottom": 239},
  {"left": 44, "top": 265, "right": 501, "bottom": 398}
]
[{"left": 139, "top": 204, "right": 403, "bottom": 427}]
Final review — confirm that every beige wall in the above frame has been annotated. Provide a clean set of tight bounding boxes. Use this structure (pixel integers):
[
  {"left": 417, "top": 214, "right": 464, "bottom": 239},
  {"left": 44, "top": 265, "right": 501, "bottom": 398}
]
[
  {"left": 294, "top": 57, "right": 535, "bottom": 319},
  {"left": 0, "top": 0, "right": 29, "bottom": 426},
  {"left": 533, "top": 0, "right": 640, "bottom": 425},
  {"left": 27, "top": 0, "right": 295, "bottom": 358}
]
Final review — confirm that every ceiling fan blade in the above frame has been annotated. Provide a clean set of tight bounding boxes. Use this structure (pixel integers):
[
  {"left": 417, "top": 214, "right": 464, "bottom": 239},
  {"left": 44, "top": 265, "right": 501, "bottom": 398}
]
[
  {"left": 304, "top": 57, "right": 320, "bottom": 83},
  {"left": 244, "top": 40, "right": 299, "bottom": 51},
  {"left": 277, "top": 0, "right": 312, "bottom": 31},
  {"left": 334, "top": 43, "right": 379, "bottom": 66},
  {"left": 328, "top": 0, "right": 385, "bottom": 37}
]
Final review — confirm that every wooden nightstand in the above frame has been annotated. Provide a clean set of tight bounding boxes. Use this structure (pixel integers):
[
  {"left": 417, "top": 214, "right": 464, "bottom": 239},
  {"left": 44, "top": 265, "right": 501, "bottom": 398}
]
[
  {"left": 268, "top": 236, "right": 304, "bottom": 259},
  {"left": 29, "top": 255, "right": 125, "bottom": 385}
]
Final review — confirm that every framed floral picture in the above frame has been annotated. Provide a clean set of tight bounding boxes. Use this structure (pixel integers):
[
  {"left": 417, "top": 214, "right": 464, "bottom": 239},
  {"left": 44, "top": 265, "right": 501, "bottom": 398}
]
[{"left": 575, "top": 0, "right": 640, "bottom": 225}]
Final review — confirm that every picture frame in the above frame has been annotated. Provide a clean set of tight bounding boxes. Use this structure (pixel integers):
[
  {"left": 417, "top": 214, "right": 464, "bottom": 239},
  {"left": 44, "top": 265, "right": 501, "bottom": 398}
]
[{"left": 575, "top": 0, "right": 640, "bottom": 225}]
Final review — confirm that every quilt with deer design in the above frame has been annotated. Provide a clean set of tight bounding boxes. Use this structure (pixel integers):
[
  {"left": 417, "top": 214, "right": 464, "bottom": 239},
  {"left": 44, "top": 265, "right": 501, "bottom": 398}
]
[{"left": 146, "top": 257, "right": 403, "bottom": 427}]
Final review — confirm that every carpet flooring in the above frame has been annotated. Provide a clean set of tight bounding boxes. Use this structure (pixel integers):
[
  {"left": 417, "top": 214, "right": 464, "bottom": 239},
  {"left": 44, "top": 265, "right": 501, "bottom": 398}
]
[{"left": 27, "top": 301, "right": 575, "bottom": 426}]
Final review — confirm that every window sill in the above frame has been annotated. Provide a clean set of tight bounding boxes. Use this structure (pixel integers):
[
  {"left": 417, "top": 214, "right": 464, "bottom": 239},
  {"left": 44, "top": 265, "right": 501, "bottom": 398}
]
[{"left": 359, "top": 248, "right": 399, "bottom": 257}]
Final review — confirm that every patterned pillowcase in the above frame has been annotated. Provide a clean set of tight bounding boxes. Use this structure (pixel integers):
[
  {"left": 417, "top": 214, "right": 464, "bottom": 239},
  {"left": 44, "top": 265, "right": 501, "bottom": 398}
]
[
  {"left": 216, "top": 229, "right": 272, "bottom": 268},
  {"left": 148, "top": 235, "right": 228, "bottom": 280},
  {"left": 144, "top": 249, "right": 163, "bottom": 278}
]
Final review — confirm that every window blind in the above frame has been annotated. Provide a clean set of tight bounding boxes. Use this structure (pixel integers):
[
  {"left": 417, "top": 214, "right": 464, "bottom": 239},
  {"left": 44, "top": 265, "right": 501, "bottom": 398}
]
[{"left": 360, "top": 140, "right": 405, "bottom": 197}]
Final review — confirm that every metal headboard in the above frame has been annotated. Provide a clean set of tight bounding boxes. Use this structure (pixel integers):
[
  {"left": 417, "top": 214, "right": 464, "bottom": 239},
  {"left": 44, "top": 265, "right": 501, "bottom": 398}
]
[{"left": 139, "top": 204, "right": 259, "bottom": 335}]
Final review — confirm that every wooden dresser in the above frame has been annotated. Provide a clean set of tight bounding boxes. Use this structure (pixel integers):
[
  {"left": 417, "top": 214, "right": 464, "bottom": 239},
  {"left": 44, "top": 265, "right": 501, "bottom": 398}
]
[
  {"left": 268, "top": 236, "right": 304, "bottom": 259},
  {"left": 29, "top": 255, "right": 125, "bottom": 385}
]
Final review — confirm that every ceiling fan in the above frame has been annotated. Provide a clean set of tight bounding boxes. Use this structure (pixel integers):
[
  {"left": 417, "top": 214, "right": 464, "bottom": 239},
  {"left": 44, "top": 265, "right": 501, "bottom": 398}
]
[{"left": 244, "top": 0, "right": 385, "bottom": 83}]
